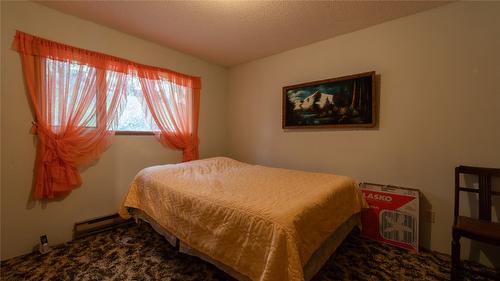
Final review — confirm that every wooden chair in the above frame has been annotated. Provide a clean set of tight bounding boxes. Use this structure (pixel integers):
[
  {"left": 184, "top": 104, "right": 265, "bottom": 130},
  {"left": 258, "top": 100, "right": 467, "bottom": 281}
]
[{"left": 451, "top": 166, "right": 500, "bottom": 280}]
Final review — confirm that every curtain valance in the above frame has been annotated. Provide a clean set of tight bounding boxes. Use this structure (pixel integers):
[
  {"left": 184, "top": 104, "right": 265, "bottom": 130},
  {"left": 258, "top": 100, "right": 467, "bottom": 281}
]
[{"left": 13, "top": 31, "right": 201, "bottom": 90}]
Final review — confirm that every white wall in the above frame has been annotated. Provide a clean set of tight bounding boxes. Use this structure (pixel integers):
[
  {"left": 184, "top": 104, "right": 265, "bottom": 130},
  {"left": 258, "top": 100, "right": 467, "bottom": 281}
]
[
  {"left": 227, "top": 2, "right": 500, "bottom": 266},
  {"left": 1, "top": 1, "right": 228, "bottom": 260}
]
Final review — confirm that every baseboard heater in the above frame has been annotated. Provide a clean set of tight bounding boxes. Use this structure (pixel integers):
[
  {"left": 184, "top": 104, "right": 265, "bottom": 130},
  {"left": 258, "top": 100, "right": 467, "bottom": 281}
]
[{"left": 73, "top": 213, "right": 134, "bottom": 240}]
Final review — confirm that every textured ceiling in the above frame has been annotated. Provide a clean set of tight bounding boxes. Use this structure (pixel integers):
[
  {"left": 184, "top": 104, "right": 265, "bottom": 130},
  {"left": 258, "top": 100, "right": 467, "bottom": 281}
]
[{"left": 37, "top": 1, "right": 449, "bottom": 66}]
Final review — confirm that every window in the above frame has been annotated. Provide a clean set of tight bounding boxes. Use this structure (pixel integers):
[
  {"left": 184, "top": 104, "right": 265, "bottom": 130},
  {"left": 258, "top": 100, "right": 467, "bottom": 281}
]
[
  {"left": 45, "top": 58, "right": 97, "bottom": 128},
  {"left": 114, "top": 75, "right": 158, "bottom": 133},
  {"left": 45, "top": 59, "right": 158, "bottom": 134},
  {"left": 43, "top": 57, "right": 195, "bottom": 135}
]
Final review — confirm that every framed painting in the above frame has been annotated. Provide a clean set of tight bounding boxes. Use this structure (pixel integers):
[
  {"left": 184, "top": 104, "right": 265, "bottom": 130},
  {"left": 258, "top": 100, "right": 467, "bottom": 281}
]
[{"left": 282, "top": 71, "right": 376, "bottom": 129}]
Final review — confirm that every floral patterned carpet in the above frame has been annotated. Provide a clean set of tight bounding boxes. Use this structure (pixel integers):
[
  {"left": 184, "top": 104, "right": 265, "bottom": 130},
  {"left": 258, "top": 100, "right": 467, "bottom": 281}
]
[{"left": 1, "top": 223, "right": 498, "bottom": 281}]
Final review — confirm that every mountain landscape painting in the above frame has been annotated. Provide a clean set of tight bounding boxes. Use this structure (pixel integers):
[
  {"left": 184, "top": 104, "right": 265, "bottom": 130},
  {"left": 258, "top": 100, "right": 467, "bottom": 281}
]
[{"left": 282, "top": 71, "right": 376, "bottom": 129}]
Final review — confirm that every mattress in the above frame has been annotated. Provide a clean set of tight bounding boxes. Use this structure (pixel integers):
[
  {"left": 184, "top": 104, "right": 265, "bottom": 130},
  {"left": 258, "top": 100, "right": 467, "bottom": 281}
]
[{"left": 119, "top": 157, "right": 366, "bottom": 281}]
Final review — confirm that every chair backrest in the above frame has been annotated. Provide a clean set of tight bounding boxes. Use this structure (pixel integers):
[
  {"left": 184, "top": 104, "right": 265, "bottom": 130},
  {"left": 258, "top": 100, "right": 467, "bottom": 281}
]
[{"left": 454, "top": 166, "right": 500, "bottom": 221}]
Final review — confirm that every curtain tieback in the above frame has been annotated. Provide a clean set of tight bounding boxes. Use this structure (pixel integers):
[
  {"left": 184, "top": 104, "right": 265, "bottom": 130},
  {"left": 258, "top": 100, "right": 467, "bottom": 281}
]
[
  {"left": 40, "top": 135, "right": 81, "bottom": 187},
  {"left": 31, "top": 122, "right": 69, "bottom": 163},
  {"left": 41, "top": 135, "right": 72, "bottom": 164},
  {"left": 30, "top": 121, "right": 38, "bottom": 135}
]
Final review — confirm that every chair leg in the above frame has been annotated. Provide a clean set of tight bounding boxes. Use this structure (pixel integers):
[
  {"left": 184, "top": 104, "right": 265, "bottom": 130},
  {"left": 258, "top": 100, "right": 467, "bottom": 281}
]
[{"left": 451, "top": 233, "right": 461, "bottom": 281}]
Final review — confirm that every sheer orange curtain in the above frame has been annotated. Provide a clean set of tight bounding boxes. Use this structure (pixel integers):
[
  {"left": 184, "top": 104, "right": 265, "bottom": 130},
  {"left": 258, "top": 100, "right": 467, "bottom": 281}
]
[
  {"left": 138, "top": 69, "right": 201, "bottom": 162},
  {"left": 13, "top": 31, "right": 128, "bottom": 199},
  {"left": 13, "top": 31, "right": 201, "bottom": 199}
]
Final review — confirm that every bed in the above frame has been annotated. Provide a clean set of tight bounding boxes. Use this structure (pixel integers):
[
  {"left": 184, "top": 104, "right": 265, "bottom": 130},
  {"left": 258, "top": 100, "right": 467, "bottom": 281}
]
[{"left": 119, "top": 157, "right": 366, "bottom": 281}]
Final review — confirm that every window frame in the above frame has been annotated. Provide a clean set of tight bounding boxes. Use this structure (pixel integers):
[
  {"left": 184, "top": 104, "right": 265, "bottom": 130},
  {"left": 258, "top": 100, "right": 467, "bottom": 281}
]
[
  {"left": 115, "top": 130, "right": 154, "bottom": 135},
  {"left": 42, "top": 59, "right": 158, "bottom": 136}
]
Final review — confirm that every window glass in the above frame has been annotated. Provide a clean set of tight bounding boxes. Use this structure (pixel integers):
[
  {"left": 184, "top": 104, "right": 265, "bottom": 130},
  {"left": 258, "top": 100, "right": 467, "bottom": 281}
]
[
  {"left": 115, "top": 75, "right": 157, "bottom": 132},
  {"left": 46, "top": 58, "right": 96, "bottom": 127},
  {"left": 45, "top": 59, "right": 160, "bottom": 133}
]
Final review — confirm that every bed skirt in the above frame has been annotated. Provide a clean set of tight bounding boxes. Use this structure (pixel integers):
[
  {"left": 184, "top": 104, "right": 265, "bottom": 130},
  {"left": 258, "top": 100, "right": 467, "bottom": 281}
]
[{"left": 131, "top": 208, "right": 360, "bottom": 281}]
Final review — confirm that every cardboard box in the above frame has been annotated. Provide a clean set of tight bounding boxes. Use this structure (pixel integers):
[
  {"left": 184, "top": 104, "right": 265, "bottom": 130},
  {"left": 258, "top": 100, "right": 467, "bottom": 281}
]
[{"left": 360, "top": 182, "right": 420, "bottom": 252}]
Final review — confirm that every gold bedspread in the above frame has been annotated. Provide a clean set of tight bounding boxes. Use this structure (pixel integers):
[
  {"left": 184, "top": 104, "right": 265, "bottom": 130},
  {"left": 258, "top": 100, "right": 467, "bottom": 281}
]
[{"left": 119, "top": 157, "right": 366, "bottom": 281}]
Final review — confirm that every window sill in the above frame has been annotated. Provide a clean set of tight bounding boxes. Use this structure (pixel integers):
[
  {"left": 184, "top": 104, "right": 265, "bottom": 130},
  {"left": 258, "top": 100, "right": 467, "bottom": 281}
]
[{"left": 115, "top": 131, "right": 155, "bottom": 136}]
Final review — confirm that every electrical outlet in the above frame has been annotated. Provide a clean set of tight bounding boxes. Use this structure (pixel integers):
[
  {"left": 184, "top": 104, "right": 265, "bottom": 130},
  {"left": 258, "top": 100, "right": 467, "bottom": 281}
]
[
  {"left": 38, "top": 234, "right": 51, "bottom": 254},
  {"left": 40, "top": 235, "right": 48, "bottom": 245}
]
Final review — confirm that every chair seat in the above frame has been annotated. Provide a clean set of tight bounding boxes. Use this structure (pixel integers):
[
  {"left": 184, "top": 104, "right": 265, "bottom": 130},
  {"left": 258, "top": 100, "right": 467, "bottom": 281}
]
[{"left": 453, "top": 216, "right": 500, "bottom": 246}]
